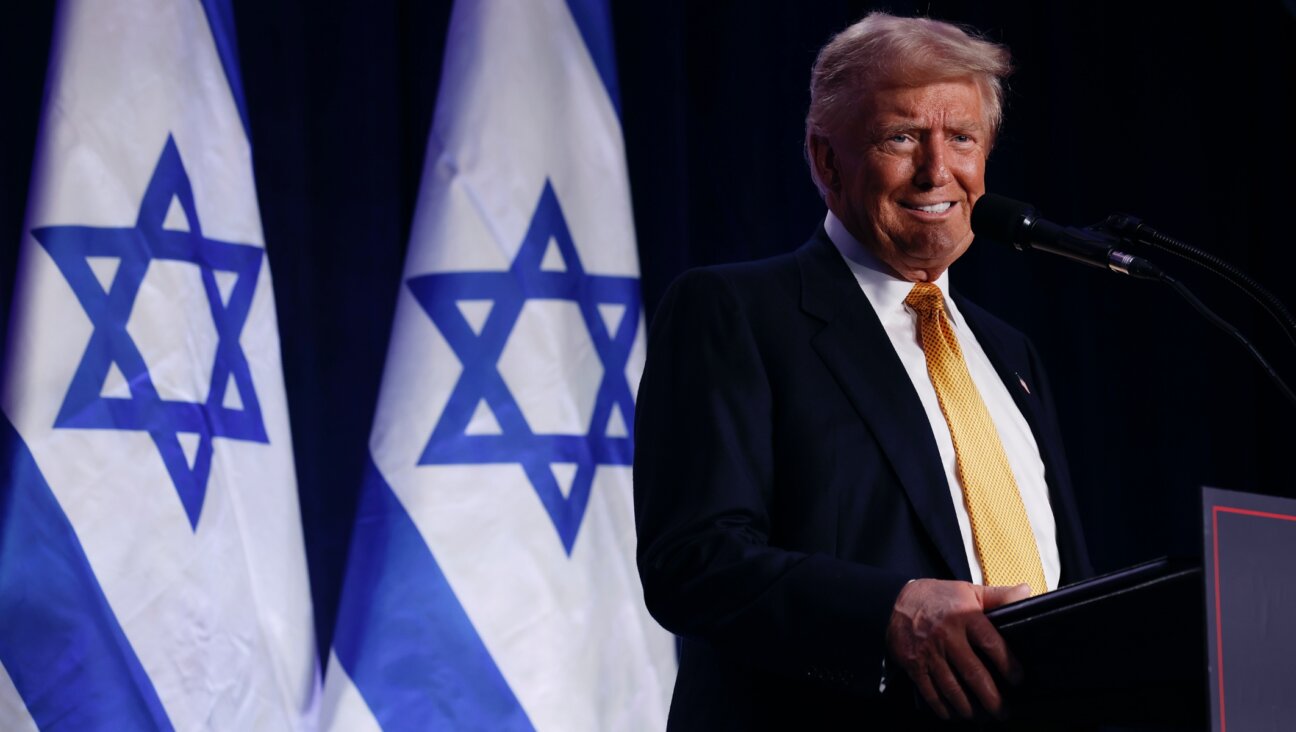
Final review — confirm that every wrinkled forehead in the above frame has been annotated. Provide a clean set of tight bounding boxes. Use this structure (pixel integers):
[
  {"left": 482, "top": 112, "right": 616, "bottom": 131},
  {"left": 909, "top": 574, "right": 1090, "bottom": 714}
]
[{"left": 854, "top": 74, "right": 994, "bottom": 131}]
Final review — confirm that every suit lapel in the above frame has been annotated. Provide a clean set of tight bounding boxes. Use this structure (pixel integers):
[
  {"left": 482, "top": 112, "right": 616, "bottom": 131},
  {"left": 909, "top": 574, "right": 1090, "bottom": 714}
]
[
  {"left": 954, "top": 295, "right": 1047, "bottom": 449},
  {"left": 797, "top": 232, "right": 972, "bottom": 582}
]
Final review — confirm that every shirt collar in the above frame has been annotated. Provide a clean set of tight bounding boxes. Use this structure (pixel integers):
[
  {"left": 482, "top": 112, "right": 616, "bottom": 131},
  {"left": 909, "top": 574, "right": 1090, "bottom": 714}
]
[{"left": 824, "top": 211, "right": 960, "bottom": 327}]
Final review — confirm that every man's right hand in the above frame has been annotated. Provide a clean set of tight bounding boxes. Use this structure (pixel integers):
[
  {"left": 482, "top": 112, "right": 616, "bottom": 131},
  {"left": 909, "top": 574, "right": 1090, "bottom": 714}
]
[{"left": 885, "top": 579, "right": 1030, "bottom": 720}]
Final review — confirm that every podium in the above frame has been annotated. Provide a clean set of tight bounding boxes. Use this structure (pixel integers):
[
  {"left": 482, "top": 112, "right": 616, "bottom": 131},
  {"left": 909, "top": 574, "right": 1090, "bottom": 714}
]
[
  {"left": 984, "top": 487, "right": 1296, "bottom": 730},
  {"left": 1200, "top": 487, "right": 1296, "bottom": 732},
  {"left": 988, "top": 557, "right": 1205, "bottom": 728}
]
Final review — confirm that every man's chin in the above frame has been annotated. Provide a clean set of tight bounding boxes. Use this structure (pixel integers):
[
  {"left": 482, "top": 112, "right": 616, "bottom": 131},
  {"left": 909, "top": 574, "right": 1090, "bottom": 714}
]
[{"left": 898, "top": 238, "right": 972, "bottom": 268}]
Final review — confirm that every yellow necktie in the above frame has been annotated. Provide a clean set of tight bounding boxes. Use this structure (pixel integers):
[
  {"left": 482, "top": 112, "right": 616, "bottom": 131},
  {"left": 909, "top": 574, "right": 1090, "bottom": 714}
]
[{"left": 904, "top": 282, "right": 1047, "bottom": 596}]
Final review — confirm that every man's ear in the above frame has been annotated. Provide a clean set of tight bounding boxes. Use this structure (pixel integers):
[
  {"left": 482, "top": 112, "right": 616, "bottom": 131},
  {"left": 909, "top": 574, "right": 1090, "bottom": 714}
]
[{"left": 807, "top": 133, "right": 840, "bottom": 194}]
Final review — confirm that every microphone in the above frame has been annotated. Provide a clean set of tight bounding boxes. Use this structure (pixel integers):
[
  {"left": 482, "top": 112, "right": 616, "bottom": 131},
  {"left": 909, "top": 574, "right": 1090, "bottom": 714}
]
[{"left": 972, "top": 193, "right": 1163, "bottom": 280}]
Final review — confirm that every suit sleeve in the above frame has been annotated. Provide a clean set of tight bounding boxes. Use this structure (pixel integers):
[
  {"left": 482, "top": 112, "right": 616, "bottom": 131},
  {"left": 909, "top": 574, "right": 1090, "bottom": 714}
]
[{"left": 634, "top": 268, "right": 910, "bottom": 692}]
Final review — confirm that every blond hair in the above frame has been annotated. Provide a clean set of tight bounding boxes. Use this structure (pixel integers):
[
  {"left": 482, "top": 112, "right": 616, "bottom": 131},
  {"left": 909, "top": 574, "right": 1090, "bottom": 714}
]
[{"left": 805, "top": 13, "right": 1012, "bottom": 194}]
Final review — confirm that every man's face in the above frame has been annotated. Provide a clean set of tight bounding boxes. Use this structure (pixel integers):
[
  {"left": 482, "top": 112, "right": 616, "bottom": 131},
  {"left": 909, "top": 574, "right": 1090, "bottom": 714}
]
[{"left": 822, "top": 78, "right": 989, "bottom": 282}]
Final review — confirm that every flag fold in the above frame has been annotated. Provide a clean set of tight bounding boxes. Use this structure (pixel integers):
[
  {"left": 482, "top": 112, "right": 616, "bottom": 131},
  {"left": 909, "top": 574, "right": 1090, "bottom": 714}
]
[
  {"left": 322, "top": 0, "right": 676, "bottom": 730},
  {"left": 0, "top": 1, "right": 319, "bottom": 729}
]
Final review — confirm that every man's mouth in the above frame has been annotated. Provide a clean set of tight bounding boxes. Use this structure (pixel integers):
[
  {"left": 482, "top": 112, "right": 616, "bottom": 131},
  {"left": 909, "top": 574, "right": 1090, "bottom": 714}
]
[{"left": 901, "top": 201, "right": 955, "bottom": 214}]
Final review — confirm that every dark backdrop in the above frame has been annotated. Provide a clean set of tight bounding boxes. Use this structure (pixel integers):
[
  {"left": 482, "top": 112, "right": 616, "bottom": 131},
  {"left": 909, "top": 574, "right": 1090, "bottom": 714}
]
[{"left": 1, "top": 1, "right": 1293, "bottom": 660}]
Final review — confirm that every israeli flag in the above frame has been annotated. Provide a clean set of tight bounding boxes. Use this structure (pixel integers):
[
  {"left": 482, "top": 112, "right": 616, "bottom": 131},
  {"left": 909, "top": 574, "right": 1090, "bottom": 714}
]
[
  {"left": 321, "top": 0, "right": 676, "bottom": 729},
  {"left": 0, "top": 1, "right": 319, "bottom": 729}
]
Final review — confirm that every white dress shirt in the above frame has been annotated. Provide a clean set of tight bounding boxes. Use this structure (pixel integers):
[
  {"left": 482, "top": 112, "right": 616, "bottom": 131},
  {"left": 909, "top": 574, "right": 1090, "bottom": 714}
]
[{"left": 825, "top": 212, "right": 1060, "bottom": 591}]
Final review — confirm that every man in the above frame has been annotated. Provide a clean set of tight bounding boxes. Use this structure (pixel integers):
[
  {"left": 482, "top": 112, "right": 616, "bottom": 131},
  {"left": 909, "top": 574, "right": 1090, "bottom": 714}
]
[{"left": 634, "top": 13, "right": 1091, "bottom": 730}]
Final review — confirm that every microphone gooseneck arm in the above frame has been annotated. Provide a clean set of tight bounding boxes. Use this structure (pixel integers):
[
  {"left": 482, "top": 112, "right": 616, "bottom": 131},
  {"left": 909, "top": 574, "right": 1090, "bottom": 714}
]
[
  {"left": 1158, "top": 274, "right": 1296, "bottom": 409},
  {"left": 973, "top": 193, "right": 1296, "bottom": 410},
  {"left": 1102, "top": 213, "right": 1296, "bottom": 349}
]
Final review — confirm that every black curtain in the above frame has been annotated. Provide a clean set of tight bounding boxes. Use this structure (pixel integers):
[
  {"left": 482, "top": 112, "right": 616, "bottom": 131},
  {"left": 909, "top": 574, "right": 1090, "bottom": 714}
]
[{"left": 1, "top": 1, "right": 1293, "bottom": 661}]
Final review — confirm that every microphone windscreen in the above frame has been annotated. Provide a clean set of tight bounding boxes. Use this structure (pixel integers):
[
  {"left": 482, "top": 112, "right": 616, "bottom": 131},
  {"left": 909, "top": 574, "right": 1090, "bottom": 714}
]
[{"left": 972, "top": 193, "right": 1036, "bottom": 245}]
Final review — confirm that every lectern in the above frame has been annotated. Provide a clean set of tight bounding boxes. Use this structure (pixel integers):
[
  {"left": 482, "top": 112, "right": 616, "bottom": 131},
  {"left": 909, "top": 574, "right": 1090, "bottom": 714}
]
[
  {"left": 984, "top": 487, "right": 1296, "bottom": 730},
  {"left": 989, "top": 556, "right": 1204, "bottom": 728},
  {"left": 1201, "top": 487, "right": 1296, "bottom": 732}
]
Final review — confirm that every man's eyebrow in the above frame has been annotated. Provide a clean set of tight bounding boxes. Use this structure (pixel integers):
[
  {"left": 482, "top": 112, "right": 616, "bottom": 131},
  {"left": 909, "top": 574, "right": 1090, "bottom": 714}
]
[
  {"left": 946, "top": 119, "right": 984, "bottom": 134},
  {"left": 874, "top": 120, "right": 921, "bottom": 136},
  {"left": 874, "top": 118, "right": 984, "bottom": 136}
]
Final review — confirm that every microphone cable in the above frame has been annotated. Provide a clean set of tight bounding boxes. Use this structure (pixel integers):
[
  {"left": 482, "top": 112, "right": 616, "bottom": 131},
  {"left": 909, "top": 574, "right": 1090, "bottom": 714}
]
[
  {"left": 1100, "top": 213, "right": 1296, "bottom": 350},
  {"left": 1156, "top": 272, "right": 1296, "bottom": 410}
]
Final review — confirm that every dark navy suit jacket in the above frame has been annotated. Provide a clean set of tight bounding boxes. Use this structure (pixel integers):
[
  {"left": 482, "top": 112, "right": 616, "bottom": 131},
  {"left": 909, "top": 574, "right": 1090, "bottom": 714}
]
[{"left": 633, "top": 229, "right": 1092, "bottom": 730}]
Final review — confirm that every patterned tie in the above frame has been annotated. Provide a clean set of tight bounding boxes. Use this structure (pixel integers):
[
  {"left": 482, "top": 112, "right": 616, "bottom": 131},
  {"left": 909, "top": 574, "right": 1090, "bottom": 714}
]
[{"left": 904, "top": 282, "right": 1047, "bottom": 596}]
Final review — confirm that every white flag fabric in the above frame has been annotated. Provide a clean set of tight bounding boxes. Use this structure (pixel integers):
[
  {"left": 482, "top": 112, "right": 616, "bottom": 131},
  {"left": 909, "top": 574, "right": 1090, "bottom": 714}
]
[
  {"left": 321, "top": 0, "right": 676, "bottom": 729},
  {"left": 0, "top": 0, "right": 319, "bottom": 729}
]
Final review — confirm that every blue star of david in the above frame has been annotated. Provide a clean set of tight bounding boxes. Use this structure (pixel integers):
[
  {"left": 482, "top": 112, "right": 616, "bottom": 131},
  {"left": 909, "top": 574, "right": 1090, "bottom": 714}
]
[
  {"left": 33, "top": 135, "right": 268, "bottom": 529},
  {"left": 408, "top": 180, "right": 640, "bottom": 554}
]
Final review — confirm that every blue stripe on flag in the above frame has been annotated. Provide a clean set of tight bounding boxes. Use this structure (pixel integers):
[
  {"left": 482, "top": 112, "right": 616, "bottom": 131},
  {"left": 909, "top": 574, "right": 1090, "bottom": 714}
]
[
  {"left": 563, "top": 0, "right": 621, "bottom": 116},
  {"left": 197, "top": 0, "right": 251, "bottom": 138},
  {"left": 333, "top": 456, "right": 534, "bottom": 731},
  {"left": 0, "top": 415, "right": 174, "bottom": 731}
]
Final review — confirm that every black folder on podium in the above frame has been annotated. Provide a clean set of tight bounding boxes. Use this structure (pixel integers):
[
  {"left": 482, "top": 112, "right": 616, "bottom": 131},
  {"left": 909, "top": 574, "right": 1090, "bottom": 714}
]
[{"left": 986, "top": 556, "right": 1206, "bottom": 727}]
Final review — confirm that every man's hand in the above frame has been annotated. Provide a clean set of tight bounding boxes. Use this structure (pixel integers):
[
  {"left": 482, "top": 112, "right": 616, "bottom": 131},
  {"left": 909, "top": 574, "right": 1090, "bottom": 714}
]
[{"left": 885, "top": 579, "right": 1030, "bottom": 720}]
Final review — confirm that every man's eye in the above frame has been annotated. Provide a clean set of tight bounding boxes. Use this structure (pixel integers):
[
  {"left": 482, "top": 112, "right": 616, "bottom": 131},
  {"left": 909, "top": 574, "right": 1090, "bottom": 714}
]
[{"left": 952, "top": 134, "right": 973, "bottom": 144}]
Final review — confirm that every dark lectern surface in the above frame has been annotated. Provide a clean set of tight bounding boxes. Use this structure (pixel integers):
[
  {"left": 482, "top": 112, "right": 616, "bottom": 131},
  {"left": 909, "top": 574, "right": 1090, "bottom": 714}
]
[{"left": 987, "top": 556, "right": 1206, "bottom": 729}]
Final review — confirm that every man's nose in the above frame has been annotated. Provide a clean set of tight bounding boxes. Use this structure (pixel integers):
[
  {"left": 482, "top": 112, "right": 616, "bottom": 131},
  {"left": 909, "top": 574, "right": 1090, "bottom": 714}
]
[{"left": 913, "top": 140, "right": 952, "bottom": 189}]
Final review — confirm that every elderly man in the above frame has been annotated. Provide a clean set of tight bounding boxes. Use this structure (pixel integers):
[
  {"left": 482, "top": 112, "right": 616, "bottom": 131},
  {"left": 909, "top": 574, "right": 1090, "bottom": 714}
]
[{"left": 634, "top": 12, "right": 1092, "bottom": 729}]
